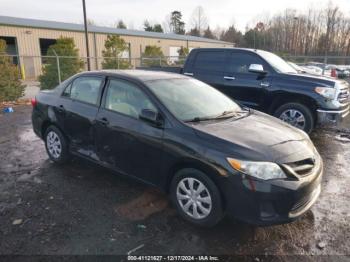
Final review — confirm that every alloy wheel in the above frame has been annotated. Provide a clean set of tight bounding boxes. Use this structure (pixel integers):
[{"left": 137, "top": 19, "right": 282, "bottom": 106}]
[
  {"left": 279, "top": 109, "right": 306, "bottom": 129},
  {"left": 46, "top": 131, "right": 62, "bottom": 159}
]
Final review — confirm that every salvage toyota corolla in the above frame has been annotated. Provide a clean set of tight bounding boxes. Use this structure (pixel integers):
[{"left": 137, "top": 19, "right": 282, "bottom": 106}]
[{"left": 32, "top": 70, "right": 323, "bottom": 226}]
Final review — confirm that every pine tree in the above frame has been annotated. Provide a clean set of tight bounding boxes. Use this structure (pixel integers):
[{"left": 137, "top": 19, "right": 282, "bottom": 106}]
[
  {"left": 203, "top": 26, "right": 215, "bottom": 39},
  {"left": 188, "top": 27, "right": 200, "bottom": 37},
  {"left": 39, "top": 37, "right": 84, "bottom": 90},
  {"left": 0, "top": 39, "right": 25, "bottom": 102},
  {"left": 116, "top": 20, "right": 127, "bottom": 29},
  {"left": 102, "top": 35, "right": 131, "bottom": 69},
  {"left": 177, "top": 46, "right": 189, "bottom": 57},
  {"left": 142, "top": 45, "right": 166, "bottom": 67},
  {"left": 170, "top": 11, "right": 185, "bottom": 34},
  {"left": 144, "top": 21, "right": 164, "bottom": 32}
]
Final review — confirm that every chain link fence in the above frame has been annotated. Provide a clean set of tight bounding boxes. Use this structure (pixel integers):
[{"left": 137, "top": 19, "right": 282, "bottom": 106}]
[
  {"left": 0, "top": 53, "right": 349, "bottom": 89},
  {"left": 0, "top": 54, "right": 187, "bottom": 82}
]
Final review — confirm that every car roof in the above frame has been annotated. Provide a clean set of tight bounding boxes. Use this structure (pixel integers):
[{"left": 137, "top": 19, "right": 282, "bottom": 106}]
[
  {"left": 79, "top": 69, "right": 186, "bottom": 82},
  {"left": 191, "top": 47, "right": 264, "bottom": 53}
]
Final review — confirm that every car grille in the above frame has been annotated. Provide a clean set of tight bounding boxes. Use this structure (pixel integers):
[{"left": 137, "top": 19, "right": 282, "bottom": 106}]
[
  {"left": 284, "top": 158, "right": 315, "bottom": 177},
  {"left": 337, "top": 84, "right": 350, "bottom": 103}
]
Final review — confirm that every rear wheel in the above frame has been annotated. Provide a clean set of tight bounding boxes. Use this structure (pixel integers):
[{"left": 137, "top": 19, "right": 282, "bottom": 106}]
[
  {"left": 170, "top": 168, "right": 224, "bottom": 227},
  {"left": 274, "top": 102, "right": 314, "bottom": 133},
  {"left": 44, "top": 125, "right": 69, "bottom": 164}
]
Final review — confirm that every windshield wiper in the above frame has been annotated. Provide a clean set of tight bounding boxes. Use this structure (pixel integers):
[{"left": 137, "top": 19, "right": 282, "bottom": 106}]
[
  {"left": 214, "top": 110, "right": 236, "bottom": 118},
  {"left": 185, "top": 110, "right": 237, "bottom": 123},
  {"left": 185, "top": 116, "right": 214, "bottom": 122}
]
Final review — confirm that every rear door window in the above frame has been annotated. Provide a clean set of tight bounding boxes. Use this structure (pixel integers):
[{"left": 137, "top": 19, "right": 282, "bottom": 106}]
[
  {"left": 63, "top": 76, "right": 104, "bottom": 105},
  {"left": 193, "top": 51, "right": 226, "bottom": 72}
]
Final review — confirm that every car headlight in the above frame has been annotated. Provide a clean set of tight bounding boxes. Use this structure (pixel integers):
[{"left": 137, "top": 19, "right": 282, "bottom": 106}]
[
  {"left": 227, "top": 158, "right": 287, "bottom": 180},
  {"left": 315, "top": 87, "right": 336, "bottom": 100}
]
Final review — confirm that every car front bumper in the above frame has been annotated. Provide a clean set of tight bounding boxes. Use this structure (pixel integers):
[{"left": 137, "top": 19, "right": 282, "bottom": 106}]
[
  {"left": 219, "top": 158, "right": 323, "bottom": 226},
  {"left": 317, "top": 105, "right": 349, "bottom": 125}
]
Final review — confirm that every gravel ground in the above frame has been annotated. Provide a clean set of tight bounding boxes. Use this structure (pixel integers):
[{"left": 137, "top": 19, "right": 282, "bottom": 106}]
[{"left": 0, "top": 105, "right": 349, "bottom": 259}]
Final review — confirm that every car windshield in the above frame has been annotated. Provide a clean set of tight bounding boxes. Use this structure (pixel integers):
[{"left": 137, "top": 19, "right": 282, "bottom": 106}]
[
  {"left": 146, "top": 78, "right": 242, "bottom": 121},
  {"left": 288, "top": 62, "right": 302, "bottom": 72},
  {"left": 258, "top": 50, "right": 297, "bottom": 74}
]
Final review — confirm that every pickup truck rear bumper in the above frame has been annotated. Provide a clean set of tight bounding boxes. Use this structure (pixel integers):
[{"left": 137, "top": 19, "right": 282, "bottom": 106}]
[{"left": 317, "top": 105, "right": 349, "bottom": 124}]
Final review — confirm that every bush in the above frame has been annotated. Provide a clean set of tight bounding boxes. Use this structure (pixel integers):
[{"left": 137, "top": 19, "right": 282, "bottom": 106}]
[
  {"left": 102, "top": 35, "right": 131, "bottom": 69},
  {"left": 141, "top": 45, "right": 167, "bottom": 67},
  {"left": 39, "top": 37, "right": 84, "bottom": 90},
  {"left": 0, "top": 40, "right": 25, "bottom": 102},
  {"left": 177, "top": 46, "right": 189, "bottom": 57}
]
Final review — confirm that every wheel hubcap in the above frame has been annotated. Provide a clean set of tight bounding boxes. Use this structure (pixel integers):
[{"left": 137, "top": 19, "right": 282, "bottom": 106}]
[
  {"left": 176, "top": 177, "right": 212, "bottom": 219},
  {"left": 279, "top": 109, "right": 306, "bottom": 129},
  {"left": 46, "top": 131, "right": 62, "bottom": 159}
]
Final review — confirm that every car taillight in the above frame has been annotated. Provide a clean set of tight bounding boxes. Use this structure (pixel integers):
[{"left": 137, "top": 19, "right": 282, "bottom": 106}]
[
  {"left": 31, "top": 98, "right": 37, "bottom": 107},
  {"left": 331, "top": 69, "right": 337, "bottom": 78}
]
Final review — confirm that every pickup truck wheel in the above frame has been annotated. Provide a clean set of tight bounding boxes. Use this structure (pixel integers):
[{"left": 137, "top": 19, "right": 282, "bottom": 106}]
[
  {"left": 170, "top": 168, "right": 224, "bottom": 227},
  {"left": 274, "top": 103, "right": 314, "bottom": 133},
  {"left": 44, "top": 126, "right": 69, "bottom": 164}
]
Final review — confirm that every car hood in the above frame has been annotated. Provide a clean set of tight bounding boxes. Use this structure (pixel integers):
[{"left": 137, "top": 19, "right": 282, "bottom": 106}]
[
  {"left": 190, "top": 111, "right": 315, "bottom": 164},
  {"left": 281, "top": 72, "right": 337, "bottom": 87}
]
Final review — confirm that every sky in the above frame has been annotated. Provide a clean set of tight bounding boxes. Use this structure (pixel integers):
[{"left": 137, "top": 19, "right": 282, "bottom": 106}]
[{"left": 1, "top": 0, "right": 350, "bottom": 32}]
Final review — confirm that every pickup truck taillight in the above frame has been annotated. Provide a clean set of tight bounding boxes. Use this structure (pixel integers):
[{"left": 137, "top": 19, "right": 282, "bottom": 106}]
[{"left": 31, "top": 98, "right": 37, "bottom": 107}]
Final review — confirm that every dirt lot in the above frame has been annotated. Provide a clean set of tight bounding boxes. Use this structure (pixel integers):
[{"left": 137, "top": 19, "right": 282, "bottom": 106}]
[{"left": 0, "top": 105, "right": 349, "bottom": 258}]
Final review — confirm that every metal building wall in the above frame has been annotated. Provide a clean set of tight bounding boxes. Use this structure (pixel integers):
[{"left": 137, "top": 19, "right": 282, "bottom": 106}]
[{"left": 0, "top": 25, "right": 232, "bottom": 79}]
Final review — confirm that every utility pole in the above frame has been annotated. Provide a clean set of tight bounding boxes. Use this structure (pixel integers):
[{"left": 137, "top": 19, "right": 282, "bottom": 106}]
[{"left": 82, "top": 0, "right": 91, "bottom": 71}]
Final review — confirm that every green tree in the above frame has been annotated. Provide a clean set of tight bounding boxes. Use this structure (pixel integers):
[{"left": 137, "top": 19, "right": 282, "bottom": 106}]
[
  {"left": 188, "top": 27, "right": 200, "bottom": 36},
  {"left": 203, "top": 26, "right": 215, "bottom": 39},
  {"left": 177, "top": 46, "right": 189, "bottom": 56},
  {"left": 144, "top": 20, "right": 153, "bottom": 31},
  {"left": 39, "top": 37, "right": 84, "bottom": 90},
  {"left": 144, "top": 20, "right": 164, "bottom": 32},
  {"left": 169, "top": 11, "right": 185, "bottom": 34},
  {"left": 102, "top": 35, "right": 131, "bottom": 69},
  {"left": 116, "top": 20, "right": 127, "bottom": 29},
  {"left": 221, "top": 25, "right": 245, "bottom": 46},
  {"left": 153, "top": 24, "right": 164, "bottom": 33},
  {"left": 142, "top": 45, "right": 166, "bottom": 67},
  {"left": 0, "top": 40, "right": 25, "bottom": 102}
]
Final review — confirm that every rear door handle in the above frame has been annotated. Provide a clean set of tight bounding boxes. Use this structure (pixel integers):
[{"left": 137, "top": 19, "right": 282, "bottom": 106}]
[
  {"left": 184, "top": 72, "right": 194, "bottom": 76},
  {"left": 98, "top": 117, "right": 109, "bottom": 126},
  {"left": 224, "top": 76, "right": 235, "bottom": 80}
]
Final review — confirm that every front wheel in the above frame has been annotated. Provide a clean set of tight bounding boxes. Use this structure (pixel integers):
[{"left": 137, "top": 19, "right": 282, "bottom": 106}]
[
  {"left": 274, "top": 102, "right": 315, "bottom": 134},
  {"left": 170, "top": 168, "right": 224, "bottom": 227}
]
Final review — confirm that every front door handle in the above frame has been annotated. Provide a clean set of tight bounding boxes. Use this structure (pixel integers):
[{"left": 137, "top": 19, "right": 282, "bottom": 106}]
[
  {"left": 184, "top": 72, "right": 194, "bottom": 76},
  {"left": 224, "top": 76, "right": 235, "bottom": 80},
  {"left": 99, "top": 117, "right": 109, "bottom": 126},
  {"left": 260, "top": 81, "right": 270, "bottom": 87}
]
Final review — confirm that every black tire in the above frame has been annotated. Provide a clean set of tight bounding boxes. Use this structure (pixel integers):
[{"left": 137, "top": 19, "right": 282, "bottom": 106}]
[
  {"left": 273, "top": 102, "right": 315, "bottom": 134},
  {"left": 170, "top": 168, "right": 224, "bottom": 227},
  {"left": 44, "top": 125, "right": 69, "bottom": 164}
]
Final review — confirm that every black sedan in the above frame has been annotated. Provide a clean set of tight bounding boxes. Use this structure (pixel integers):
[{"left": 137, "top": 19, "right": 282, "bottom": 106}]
[{"left": 32, "top": 70, "right": 323, "bottom": 226}]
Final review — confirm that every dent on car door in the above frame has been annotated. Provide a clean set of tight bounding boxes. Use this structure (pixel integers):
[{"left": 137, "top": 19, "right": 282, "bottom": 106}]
[
  {"left": 57, "top": 75, "right": 105, "bottom": 158},
  {"left": 94, "top": 78, "right": 164, "bottom": 184},
  {"left": 222, "top": 52, "right": 272, "bottom": 109}
]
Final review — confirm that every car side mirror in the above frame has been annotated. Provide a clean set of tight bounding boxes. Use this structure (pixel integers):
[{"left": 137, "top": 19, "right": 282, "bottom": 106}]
[
  {"left": 249, "top": 64, "right": 267, "bottom": 74},
  {"left": 139, "top": 109, "right": 163, "bottom": 126}
]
